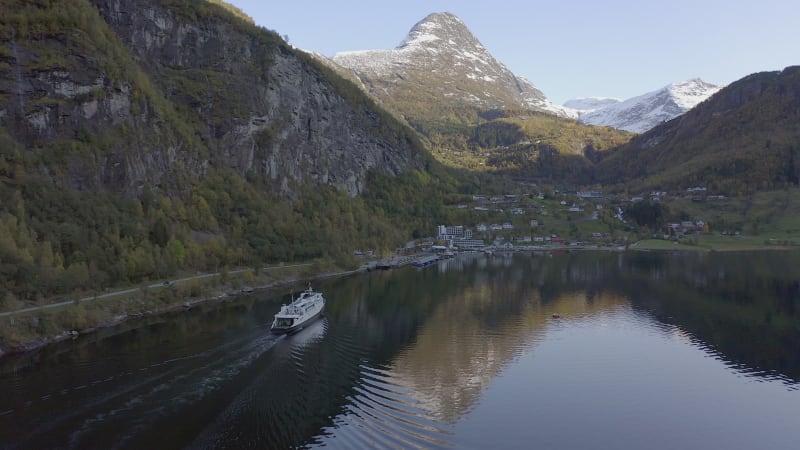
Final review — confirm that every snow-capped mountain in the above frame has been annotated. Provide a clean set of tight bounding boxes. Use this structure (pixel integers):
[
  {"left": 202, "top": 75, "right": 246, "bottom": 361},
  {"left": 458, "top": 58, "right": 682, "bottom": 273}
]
[
  {"left": 332, "top": 12, "right": 574, "bottom": 118},
  {"left": 567, "top": 79, "right": 723, "bottom": 133},
  {"left": 563, "top": 97, "right": 621, "bottom": 113}
]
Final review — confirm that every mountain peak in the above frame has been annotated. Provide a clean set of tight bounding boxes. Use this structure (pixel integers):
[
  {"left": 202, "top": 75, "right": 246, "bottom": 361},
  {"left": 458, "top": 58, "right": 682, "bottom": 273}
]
[
  {"left": 332, "top": 12, "right": 573, "bottom": 117},
  {"left": 570, "top": 79, "right": 724, "bottom": 133},
  {"left": 398, "top": 12, "right": 478, "bottom": 50},
  {"left": 666, "top": 78, "right": 722, "bottom": 109}
]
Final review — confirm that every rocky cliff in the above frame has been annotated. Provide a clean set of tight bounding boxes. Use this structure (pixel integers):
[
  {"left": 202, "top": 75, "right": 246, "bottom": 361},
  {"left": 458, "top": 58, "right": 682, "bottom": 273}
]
[{"left": 0, "top": 0, "right": 427, "bottom": 197}]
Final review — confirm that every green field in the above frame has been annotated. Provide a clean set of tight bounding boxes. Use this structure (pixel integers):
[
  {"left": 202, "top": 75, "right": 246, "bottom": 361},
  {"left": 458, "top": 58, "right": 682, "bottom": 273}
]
[{"left": 634, "top": 233, "right": 798, "bottom": 252}]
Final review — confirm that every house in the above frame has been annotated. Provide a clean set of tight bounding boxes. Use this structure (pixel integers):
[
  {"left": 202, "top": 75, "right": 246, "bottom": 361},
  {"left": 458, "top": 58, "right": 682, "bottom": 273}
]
[
  {"left": 530, "top": 219, "right": 539, "bottom": 228},
  {"left": 452, "top": 238, "right": 486, "bottom": 250},
  {"left": 490, "top": 223, "right": 503, "bottom": 231},
  {"left": 502, "top": 222, "right": 513, "bottom": 230},
  {"left": 476, "top": 223, "right": 488, "bottom": 232},
  {"left": 577, "top": 190, "right": 603, "bottom": 199}
]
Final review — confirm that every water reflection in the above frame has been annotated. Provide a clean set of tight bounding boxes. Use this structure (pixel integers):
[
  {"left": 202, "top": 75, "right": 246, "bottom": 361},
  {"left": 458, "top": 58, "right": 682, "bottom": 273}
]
[
  {"left": 1, "top": 252, "right": 799, "bottom": 449},
  {"left": 388, "top": 288, "right": 629, "bottom": 423},
  {"left": 616, "top": 251, "right": 800, "bottom": 384}
]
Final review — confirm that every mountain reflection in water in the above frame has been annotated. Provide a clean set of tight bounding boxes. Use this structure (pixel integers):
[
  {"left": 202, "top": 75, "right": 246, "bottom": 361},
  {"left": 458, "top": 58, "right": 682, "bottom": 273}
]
[{"left": 1, "top": 251, "right": 799, "bottom": 449}]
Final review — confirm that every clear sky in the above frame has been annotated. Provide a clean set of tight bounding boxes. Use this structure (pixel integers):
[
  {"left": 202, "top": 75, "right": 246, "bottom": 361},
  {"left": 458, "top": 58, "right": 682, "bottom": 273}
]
[{"left": 228, "top": 0, "right": 799, "bottom": 104}]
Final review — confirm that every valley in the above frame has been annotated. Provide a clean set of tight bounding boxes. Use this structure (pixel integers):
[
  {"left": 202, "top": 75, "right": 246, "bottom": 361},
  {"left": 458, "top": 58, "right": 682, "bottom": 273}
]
[{"left": 1, "top": 1, "right": 799, "bottom": 355}]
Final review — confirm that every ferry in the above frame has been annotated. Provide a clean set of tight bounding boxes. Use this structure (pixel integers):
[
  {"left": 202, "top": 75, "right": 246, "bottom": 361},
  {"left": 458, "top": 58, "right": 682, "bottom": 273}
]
[{"left": 270, "top": 284, "right": 325, "bottom": 334}]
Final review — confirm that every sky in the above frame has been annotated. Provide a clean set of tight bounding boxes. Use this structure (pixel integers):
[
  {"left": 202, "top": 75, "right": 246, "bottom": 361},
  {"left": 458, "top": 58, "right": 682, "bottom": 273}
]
[{"left": 228, "top": 0, "right": 799, "bottom": 104}]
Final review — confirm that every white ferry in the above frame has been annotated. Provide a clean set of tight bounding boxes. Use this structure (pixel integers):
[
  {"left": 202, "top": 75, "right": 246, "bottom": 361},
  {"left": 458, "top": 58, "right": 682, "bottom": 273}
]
[{"left": 270, "top": 284, "right": 325, "bottom": 334}]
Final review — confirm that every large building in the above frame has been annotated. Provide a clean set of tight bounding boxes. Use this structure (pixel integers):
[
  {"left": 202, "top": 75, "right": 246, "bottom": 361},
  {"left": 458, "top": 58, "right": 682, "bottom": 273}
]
[
  {"left": 437, "top": 225, "right": 472, "bottom": 240},
  {"left": 437, "top": 225, "right": 483, "bottom": 249}
]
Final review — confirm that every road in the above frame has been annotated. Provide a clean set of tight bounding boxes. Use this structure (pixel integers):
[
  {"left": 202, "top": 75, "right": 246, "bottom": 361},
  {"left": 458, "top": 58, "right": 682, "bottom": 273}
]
[{"left": 0, "top": 263, "right": 312, "bottom": 317}]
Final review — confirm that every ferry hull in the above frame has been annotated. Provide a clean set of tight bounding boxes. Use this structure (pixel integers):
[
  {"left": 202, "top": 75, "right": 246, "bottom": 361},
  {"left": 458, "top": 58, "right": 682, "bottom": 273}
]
[{"left": 270, "top": 307, "right": 324, "bottom": 335}]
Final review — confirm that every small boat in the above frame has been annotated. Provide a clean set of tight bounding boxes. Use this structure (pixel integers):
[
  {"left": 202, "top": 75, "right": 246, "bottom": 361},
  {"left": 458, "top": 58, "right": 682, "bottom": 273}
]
[{"left": 270, "top": 284, "right": 325, "bottom": 334}]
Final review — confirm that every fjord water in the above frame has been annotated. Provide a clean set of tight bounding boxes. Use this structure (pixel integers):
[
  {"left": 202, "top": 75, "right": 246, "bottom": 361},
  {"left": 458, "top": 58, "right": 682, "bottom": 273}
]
[{"left": 2, "top": 252, "right": 799, "bottom": 449}]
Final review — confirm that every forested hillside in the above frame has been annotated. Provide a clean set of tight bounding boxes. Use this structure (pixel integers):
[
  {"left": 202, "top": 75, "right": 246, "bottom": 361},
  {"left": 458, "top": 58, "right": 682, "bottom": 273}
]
[
  {"left": 0, "top": 0, "right": 467, "bottom": 305},
  {"left": 460, "top": 110, "right": 632, "bottom": 183},
  {"left": 593, "top": 67, "right": 800, "bottom": 194}
]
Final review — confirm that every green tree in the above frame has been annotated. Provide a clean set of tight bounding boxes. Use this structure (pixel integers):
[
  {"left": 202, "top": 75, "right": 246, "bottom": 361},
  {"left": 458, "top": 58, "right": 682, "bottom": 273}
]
[{"left": 625, "top": 200, "right": 668, "bottom": 231}]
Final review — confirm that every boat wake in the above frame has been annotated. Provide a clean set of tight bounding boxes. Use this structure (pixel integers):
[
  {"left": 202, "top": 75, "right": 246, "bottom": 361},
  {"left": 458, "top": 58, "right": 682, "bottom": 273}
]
[{"left": 3, "top": 329, "right": 283, "bottom": 449}]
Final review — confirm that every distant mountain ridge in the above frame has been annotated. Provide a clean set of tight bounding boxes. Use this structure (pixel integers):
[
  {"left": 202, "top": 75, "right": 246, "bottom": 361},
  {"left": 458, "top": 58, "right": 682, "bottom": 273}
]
[
  {"left": 567, "top": 79, "right": 723, "bottom": 133},
  {"left": 331, "top": 12, "right": 573, "bottom": 118},
  {"left": 593, "top": 67, "right": 800, "bottom": 193},
  {"left": 563, "top": 97, "right": 621, "bottom": 112}
]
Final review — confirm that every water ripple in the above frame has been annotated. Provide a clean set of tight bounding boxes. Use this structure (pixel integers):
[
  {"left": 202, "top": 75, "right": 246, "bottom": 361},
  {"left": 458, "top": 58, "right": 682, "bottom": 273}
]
[{"left": 311, "top": 362, "right": 453, "bottom": 449}]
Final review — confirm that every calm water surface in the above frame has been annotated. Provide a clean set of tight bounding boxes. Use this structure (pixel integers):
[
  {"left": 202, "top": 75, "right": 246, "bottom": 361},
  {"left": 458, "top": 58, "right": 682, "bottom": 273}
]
[{"left": 2, "top": 251, "right": 799, "bottom": 449}]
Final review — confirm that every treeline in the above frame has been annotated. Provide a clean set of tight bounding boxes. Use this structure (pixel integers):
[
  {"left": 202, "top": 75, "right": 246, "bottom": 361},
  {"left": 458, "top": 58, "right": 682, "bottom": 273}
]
[
  {"left": 624, "top": 199, "right": 668, "bottom": 231},
  {"left": 0, "top": 162, "right": 465, "bottom": 307}
]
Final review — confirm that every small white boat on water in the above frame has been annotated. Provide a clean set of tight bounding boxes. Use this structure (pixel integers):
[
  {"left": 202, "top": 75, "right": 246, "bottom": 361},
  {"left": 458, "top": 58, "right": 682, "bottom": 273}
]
[{"left": 270, "top": 284, "right": 325, "bottom": 334}]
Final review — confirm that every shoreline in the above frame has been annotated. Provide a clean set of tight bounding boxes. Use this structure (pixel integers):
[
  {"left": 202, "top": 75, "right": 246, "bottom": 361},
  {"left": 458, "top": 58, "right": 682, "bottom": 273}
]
[
  {"left": 0, "top": 267, "right": 364, "bottom": 360},
  {"left": 2, "top": 241, "right": 794, "bottom": 360}
]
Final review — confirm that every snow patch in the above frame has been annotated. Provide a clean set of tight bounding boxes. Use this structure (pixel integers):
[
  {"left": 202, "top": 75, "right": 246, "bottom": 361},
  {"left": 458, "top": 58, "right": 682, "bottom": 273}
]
[
  {"left": 332, "top": 11, "right": 575, "bottom": 118},
  {"left": 574, "top": 79, "right": 724, "bottom": 133}
]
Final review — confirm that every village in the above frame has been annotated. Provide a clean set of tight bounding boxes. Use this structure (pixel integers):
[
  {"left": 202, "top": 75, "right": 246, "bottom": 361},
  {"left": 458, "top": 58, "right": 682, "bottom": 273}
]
[{"left": 361, "top": 187, "right": 718, "bottom": 269}]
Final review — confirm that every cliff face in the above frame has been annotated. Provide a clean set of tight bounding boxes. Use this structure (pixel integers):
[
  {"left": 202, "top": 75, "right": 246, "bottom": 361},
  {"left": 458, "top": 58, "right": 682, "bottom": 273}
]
[
  {"left": 1, "top": 14, "right": 188, "bottom": 193},
  {"left": 0, "top": 0, "right": 425, "bottom": 197}
]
